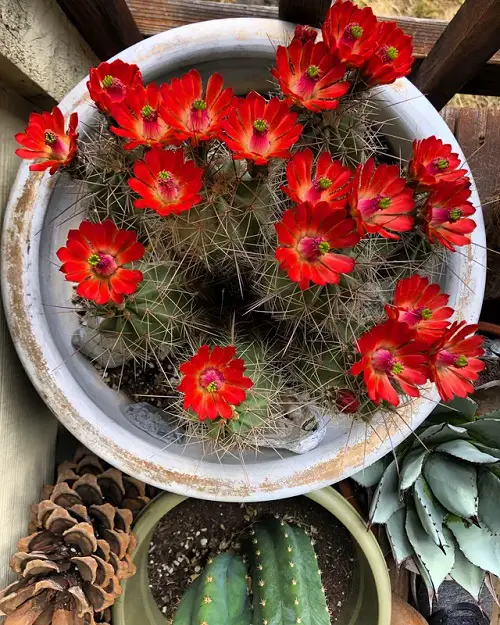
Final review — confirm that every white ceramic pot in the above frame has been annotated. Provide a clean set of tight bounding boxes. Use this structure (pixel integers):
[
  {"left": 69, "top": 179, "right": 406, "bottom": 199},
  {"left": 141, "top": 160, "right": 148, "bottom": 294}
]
[{"left": 1, "top": 18, "right": 486, "bottom": 501}]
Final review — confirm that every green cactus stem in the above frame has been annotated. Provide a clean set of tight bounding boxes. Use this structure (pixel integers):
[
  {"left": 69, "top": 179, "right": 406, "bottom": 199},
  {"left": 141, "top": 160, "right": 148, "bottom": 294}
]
[
  {"left": 248, "top": 518, "right": 330, "bottom": 625},
  {"left": 173, "top": 553, "right": 251, "bottom": 625}
]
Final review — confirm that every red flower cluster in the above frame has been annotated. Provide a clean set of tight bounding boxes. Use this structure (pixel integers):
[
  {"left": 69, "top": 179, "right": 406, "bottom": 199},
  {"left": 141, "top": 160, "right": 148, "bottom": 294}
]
[
  {"left": 275, "top": 201, "right": 359, "bottom": 290},
  {"left": 15, "top": 107, "right": 78, "bottom": 174},
  {"left": 57, "top": 220, "right": 145, "bottom": 305},
  {"left": 178, "top": 345, "right": 254, "bottom": 421},
  {"left": 408, "top": 136, "right": 476, "bottom": 251},
  {"left": 321, "top": 0, "right": 414, "bottom": 86},
  {"left": 351, "top": 274, "right": 484, "bottom": 405}
]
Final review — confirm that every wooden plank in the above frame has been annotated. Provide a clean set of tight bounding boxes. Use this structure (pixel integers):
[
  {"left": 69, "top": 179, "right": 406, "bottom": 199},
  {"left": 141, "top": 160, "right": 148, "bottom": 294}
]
[
  {"left": 490, "top": 576, "right": 500, "bottom": 625},
  {"left": 442, "top": 106, "right": 500, "bottom": 302},
  {"left": 56, "top": 0, "right": 143, "bottom": 61},
  {"left": 126, "top": 0, "right": 500, "bottom": 96},
  {"left": 411, "top": 0, "right": 500, "bottom": 109},
  {"left": 278, "top": 0, "right": 330, "bottom": 27}
]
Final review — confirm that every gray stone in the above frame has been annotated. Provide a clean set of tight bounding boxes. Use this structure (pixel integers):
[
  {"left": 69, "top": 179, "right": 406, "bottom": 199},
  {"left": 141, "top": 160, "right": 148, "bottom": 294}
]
[
  {"left": 123, "top": 402, "right": 185, "bottom": 445},
  {"left": 257, "top": 398, "right": 328, "bottom": 454}
]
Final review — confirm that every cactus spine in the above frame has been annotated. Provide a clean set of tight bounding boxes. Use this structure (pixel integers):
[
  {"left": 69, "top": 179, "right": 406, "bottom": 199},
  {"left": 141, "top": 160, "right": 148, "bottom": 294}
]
[
  {"left": 249, "top": 519, "right": 330, "bottom": 625},
  {"left": 173, "top": 553, "right": 251, "bottom": 625}
]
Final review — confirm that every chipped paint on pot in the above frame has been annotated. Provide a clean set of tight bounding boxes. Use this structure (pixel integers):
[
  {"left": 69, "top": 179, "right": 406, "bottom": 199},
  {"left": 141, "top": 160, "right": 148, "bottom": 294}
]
[{"left": 1, "top": 19, "right": 486, "bottom": 501}]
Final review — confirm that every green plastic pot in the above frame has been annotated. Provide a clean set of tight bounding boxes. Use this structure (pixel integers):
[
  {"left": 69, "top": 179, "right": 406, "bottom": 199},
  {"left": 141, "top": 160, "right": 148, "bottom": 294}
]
[{"left": 113, "top": 487, "right": 391, "bottom": 625}]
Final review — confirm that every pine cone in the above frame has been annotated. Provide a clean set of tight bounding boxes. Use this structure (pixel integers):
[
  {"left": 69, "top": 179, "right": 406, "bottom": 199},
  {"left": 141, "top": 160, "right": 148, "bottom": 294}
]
[{"left": 0, "top": 447, "right": 156, "bottom": 624}]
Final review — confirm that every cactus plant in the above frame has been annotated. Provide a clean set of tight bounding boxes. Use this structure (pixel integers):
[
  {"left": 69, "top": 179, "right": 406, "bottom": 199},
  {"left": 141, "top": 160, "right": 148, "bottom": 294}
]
[
  {"left": 172, "top": 519, "right": 330, "bottom": 625},
  {"left": 173, "top": 553, "right": 251, "bottom": 625},
  {"left": 93, "top": 262, "right": 203, "bottom": 360},
  {"left": 248, "top": 518, "right": 330, "bottom": 625},
  {"left": 353, "top": 397, "right": 500, "bottom": 601}
]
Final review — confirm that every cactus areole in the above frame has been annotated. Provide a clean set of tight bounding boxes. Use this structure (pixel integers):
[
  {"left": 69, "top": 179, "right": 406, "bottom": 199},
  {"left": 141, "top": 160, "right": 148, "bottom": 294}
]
[{"left": 2, "top": 17, "right": 485, "bottom": 498}]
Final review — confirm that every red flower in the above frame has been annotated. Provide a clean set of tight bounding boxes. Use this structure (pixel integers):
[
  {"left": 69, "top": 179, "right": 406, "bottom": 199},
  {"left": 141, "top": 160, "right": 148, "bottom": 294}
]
[
  {"left": 348, "top": 158, "right": 414, "bottom": 239},
  {"left": 282, "top": 148, "right": 353, "bottom": 208},
  {"left": 161, "top": 70, "right": 233, "bottom": 145},
  {"left": 351, "top": 320, "right": 429, "bottom": 406},
  {"left": 385, "top": 275, "right": 454, "bottom": 344},
  {"left": 221, "top": 92, "right": 303, "bottom": 165},
  {"left": 178, "top": 345, "right": 254, "bottom": 421},
  {"left": 321, "top": 0, "right": 378, "bottom": 67},
  {"left": 87, "top": 60, "right": 143, "bottom": 115},
  {"left": 57, "top": 220, "right": 144, "bottom": 305},
  {"left": 275, "top": 201, "right": 360, "bottom": 290},
  {"left": 272, "top": 40, "right": 350, "bottom": 111},
  {"left": 336, "top": 389, "right": 360, "bottom": 413},
  {"left": 422, "top": 182, "right": 476, "bottom": 251},
  {"left": 429, "top": 322, "right": 485, "bottom": 402},
  {"left": 15, "top": 107, "right": 78, "bottom": 175},
  {"left": 361, "top": 21, "right": 414, "bottom": 86},
  {"left": 293, "top": 24, "right": 318, "bottom": 44},
  {"left": 408, "top": 136, "right": 468, "bottom": 188},
  {"left": 110, "top": 83, "right": 177, "bottom": 150},
  {"left": 129, "top": 147, "right": 203, "bottom": 216}
]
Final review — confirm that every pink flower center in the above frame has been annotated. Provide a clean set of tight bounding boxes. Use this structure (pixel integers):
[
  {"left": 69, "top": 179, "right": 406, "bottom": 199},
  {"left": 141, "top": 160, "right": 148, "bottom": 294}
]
[
  {"left": 315, "top": 177, "right": 332, "bottom": 190},
  {"left": 157, "top": 170, "right": 180, "bottom": 200},
  {"left": 250, "top": 119, "right": 271, "bottom": 154},
  {"left": 88, "top": 252, "right": 118, "bottom": 277},
  {"left": 379, "top": 45, "right": 399, "bottom": 64},
  {"left": 101, "top": 75, "right": 127, "bottom": 101},
  {"left": 298, "top": 236, "right": 330, "bottom": 261},
  {"left": 192, "top": 99, "right": 207, "bottom": 111},
  {"left": 307, "top": 65, "right": 320, "bottom": 79},
  {"left": 253, "top": 119, "right": 268, "bottom": 134},
  {"left": 357, "top": 195, "right": 391, "bottom": 220},
  {"left": 448, "top": 208, "right": 462, "bottom": 222},
  {"left": 372, "top": 348, "right": 403, "bottom": 375},
  {"left": 141, "top": 104, "right": 158, "bottom": 122},
  {"left": 342, "top": 23, "right": 364, "bottom": 43},
  {"left": 430, "top": 157, "right": 449, "bottom": 173},
  {"left": 200, "top": 368, "right": 225, "bottom": 392},
  {"left": 44, "top": 130, "right": 56, "bottom": 145},
  {"left": 189, "top": 102, "right": 210, "bottom": 133},
  {"left": 436, "top": 349, "right": 468, "bottom": 368}
]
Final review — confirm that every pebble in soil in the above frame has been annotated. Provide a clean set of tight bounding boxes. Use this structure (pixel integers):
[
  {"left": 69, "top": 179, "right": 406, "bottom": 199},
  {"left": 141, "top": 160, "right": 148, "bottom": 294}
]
[{"left": 148, "top": 497, "right": 357, "bottom": 622}]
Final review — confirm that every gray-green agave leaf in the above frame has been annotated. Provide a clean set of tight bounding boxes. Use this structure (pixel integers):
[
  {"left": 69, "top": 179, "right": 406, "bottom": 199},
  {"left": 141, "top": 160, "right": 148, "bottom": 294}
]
[
  {"left": 478, "top": 470, "right": 500, "bottom": 534},
  {"left": 400, "top": 448, "right": 428, "bottom": 491},
  {"left": 446, "top": 515, "right": 500, "bottom": 578},
  {"left": 413, "top": 476, "right": 447, "bottom": 549},
  {"left": 464, "top": 416, "right": 500, "bottom": 448},
  {"left": 435, "top": 440, "right": 499, "bottom": 464},
  {"left": 351, "top": 458, "right": 388, "bottom": 488},
  {"left": 386, "top": 508, "right": 414, "bottom": 566},
  {"left": 406, "top": 507, "right": 455, "bottom": 594},
  {"left": 449, "top": 539, "right": 485, "bottom": 601},
  {"left": 422, "top": 453, "right": 478, "bottom": 520},
  {"left": 369, "top": 459, "right": 403, "bottom": 525}
]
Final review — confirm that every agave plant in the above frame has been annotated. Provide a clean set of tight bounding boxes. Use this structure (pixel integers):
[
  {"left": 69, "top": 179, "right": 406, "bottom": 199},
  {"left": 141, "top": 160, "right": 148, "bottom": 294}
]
[{"left": 353, "top": 397, "right": 500, "bottom": 601}]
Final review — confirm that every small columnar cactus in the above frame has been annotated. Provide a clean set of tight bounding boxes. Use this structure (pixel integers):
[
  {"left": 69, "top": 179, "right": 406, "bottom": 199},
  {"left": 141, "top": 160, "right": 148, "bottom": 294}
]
[
  {"left": 354, "top": 397, "right": 500, "bottom": 601},
  {"left": 173, "top": 553, "right": 251, "bottom": 625},
  {"left": 248, "top": 518, "right": 330, "bottom": 625}
]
